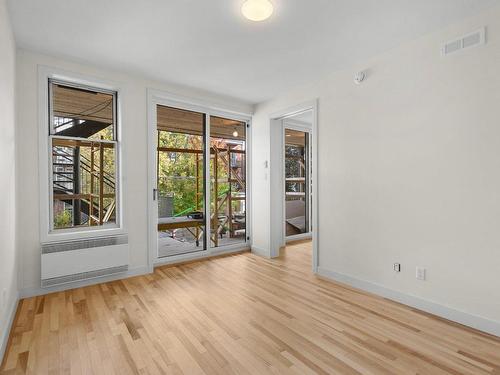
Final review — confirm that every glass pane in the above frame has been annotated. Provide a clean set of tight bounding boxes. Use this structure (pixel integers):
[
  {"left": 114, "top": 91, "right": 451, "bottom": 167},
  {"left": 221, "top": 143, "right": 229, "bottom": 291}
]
[
  {"left": 52, "top": 138, "right": 116, "bottom": 229},
  {"left": 51, "top": 82, "right": 115, "bottom": 141},
  {"left": 157, "top": 105, "right": 206, "bottom": 257},
  {"left": 210, "top": 116, "right": 247, "bottom": 248},
  {"left": 285, "top": 129, "right": 309, "bottom": 236}
]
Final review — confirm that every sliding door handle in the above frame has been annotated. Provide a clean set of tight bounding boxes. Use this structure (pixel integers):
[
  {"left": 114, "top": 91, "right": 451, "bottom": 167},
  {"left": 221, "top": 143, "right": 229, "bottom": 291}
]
[{"left": 153, "top": 188, "right": 158, "bottom": 201}]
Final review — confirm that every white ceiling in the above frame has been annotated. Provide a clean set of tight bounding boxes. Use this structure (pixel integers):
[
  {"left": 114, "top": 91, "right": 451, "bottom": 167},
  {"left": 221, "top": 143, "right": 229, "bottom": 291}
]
[{"left": 7, "top": 0, "right": 500, "bottom": 104}]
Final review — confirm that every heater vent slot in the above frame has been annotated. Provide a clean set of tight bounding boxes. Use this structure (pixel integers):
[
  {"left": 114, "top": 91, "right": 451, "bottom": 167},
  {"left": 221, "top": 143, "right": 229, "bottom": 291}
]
[
  {"left": 42, "top": 265, "right": 128, "bottom": 287},
  {"left": 442, "top": 27, "right": 485, "bottom": 56},
  {"left": 42, "top": 235, "right": 128, "bottom": 254}
]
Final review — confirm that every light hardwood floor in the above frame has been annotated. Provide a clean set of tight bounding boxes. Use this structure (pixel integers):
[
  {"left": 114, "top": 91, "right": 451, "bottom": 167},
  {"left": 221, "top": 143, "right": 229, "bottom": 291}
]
[{"left": 1, "top": 241, "right": 499, "bottom": 374}]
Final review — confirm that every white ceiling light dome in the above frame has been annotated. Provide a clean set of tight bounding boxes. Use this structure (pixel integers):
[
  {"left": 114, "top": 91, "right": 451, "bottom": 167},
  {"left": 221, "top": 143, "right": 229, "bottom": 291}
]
[{"left": 241, "top": 0, "right": 274, "bottom": 22}]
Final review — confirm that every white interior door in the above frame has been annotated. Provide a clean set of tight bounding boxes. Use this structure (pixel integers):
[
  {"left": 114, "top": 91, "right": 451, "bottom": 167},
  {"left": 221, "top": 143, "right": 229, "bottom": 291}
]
[{"left": 270, "top": 119, "right": 285, "bottom": 257}]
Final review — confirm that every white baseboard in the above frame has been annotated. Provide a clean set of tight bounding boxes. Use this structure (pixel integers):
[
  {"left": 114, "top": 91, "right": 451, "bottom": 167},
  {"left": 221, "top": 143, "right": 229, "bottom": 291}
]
[
  {"left": 251, "top": 245, "right": 270, "bottom": 258},
  {"left": 0, "top": 292, "right": 19, "bottom": 365},
  {"left": 286, "top": 233, "right": 312, "bottom": 243},
  {"left": 19, "top": 265, "right": 150, "bottom": 299},
  {"left": 317, "top": 267, "right": 500, "bottom": 338}
]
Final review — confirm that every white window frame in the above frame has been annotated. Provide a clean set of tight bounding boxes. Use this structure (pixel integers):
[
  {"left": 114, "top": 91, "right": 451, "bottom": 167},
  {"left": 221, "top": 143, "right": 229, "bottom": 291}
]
[{"left": 38, "top": 66, "right": 125, "bottom": 243}]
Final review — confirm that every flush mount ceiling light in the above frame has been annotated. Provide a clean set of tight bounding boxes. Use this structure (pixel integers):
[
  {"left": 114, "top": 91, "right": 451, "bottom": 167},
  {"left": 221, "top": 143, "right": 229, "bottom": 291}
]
[{"left": 241, "top": 0, "right": 274, "bottom": 22}]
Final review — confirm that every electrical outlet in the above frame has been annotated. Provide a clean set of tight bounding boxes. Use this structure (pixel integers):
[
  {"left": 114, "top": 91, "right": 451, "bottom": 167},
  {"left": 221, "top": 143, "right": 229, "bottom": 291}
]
[
  {"left": 416, "top": 267, "right": 426, "bottom": 281},
  {"left": 393, "top": 263, "right": 401, "bottom": 272}
]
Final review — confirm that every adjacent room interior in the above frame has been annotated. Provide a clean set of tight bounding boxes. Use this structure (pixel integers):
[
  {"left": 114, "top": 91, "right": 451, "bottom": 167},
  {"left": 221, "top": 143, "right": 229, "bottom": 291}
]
[
  {"left": 1, "top": 0, "right": 500, "bottom": 374},
  {"left": 283, "top": 111, "right": 312, "bottom": 241}
]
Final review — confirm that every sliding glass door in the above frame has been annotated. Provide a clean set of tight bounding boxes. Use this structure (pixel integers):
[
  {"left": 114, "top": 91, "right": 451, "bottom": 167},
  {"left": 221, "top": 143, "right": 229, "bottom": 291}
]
[
  {"left": 210, "top": 116, "right": 247, "bottom": 248},
  {"left": 155, "top": 105, "right": 249, "bottom": 259},
  {"left": 156, "top": 105, "right": 207, "bottom": 257}
]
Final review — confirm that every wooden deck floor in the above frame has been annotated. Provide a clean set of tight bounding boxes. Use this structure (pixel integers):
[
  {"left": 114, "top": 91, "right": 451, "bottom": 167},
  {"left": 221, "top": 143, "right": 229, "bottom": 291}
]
[{"left": 1, "top": 241, "right": 499, "bottom": 374}]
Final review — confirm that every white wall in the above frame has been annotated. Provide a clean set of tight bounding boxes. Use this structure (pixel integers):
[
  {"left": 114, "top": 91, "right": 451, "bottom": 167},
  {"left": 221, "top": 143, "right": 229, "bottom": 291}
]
[
  {"left": 16, "top": 49, "right": 253, "bottom": 294},
  {"left": 252, "top": 6, "right": 500, "bottom": 331},
  {"left": 0, "top": 0, "right": 18, "bottom": 358}
]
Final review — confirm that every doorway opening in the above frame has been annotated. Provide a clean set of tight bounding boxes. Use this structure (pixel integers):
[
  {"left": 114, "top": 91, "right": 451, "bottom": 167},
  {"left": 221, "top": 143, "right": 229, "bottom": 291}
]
[{"left": 269, "top": 101, "right": 318, "bottom": 272}]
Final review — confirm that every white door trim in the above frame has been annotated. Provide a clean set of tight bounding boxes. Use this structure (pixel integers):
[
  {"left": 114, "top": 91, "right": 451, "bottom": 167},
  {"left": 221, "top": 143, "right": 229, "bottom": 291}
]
[
  {"left": 147, "top": 89, "right": 253, "bottom": 271},
  {"left": 269, "top": 100, "right": 319, "bottom": 273}
]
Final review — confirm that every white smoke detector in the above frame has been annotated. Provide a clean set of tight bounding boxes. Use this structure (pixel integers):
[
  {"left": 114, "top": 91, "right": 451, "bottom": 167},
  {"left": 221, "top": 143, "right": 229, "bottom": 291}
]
[{"left": 354, "top": 71, "right": 366, "bottom": 85}]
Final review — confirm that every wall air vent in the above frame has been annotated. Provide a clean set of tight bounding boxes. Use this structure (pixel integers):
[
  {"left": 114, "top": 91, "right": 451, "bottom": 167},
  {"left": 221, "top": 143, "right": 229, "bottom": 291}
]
[
  {"left": 442, "top": 27, "right": 486, "bottom": 56},
  {"left": 42, "top": 235, "right": 128, "bottom": 254},
  {"left": 41, "top": 235, "right": 129, "bottom": 287}
]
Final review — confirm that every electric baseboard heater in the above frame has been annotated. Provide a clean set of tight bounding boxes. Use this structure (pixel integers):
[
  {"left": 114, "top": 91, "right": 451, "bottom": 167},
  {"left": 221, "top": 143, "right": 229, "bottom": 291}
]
[{"left": 41, "top": 235, "right": 129, "bottom": 287}]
